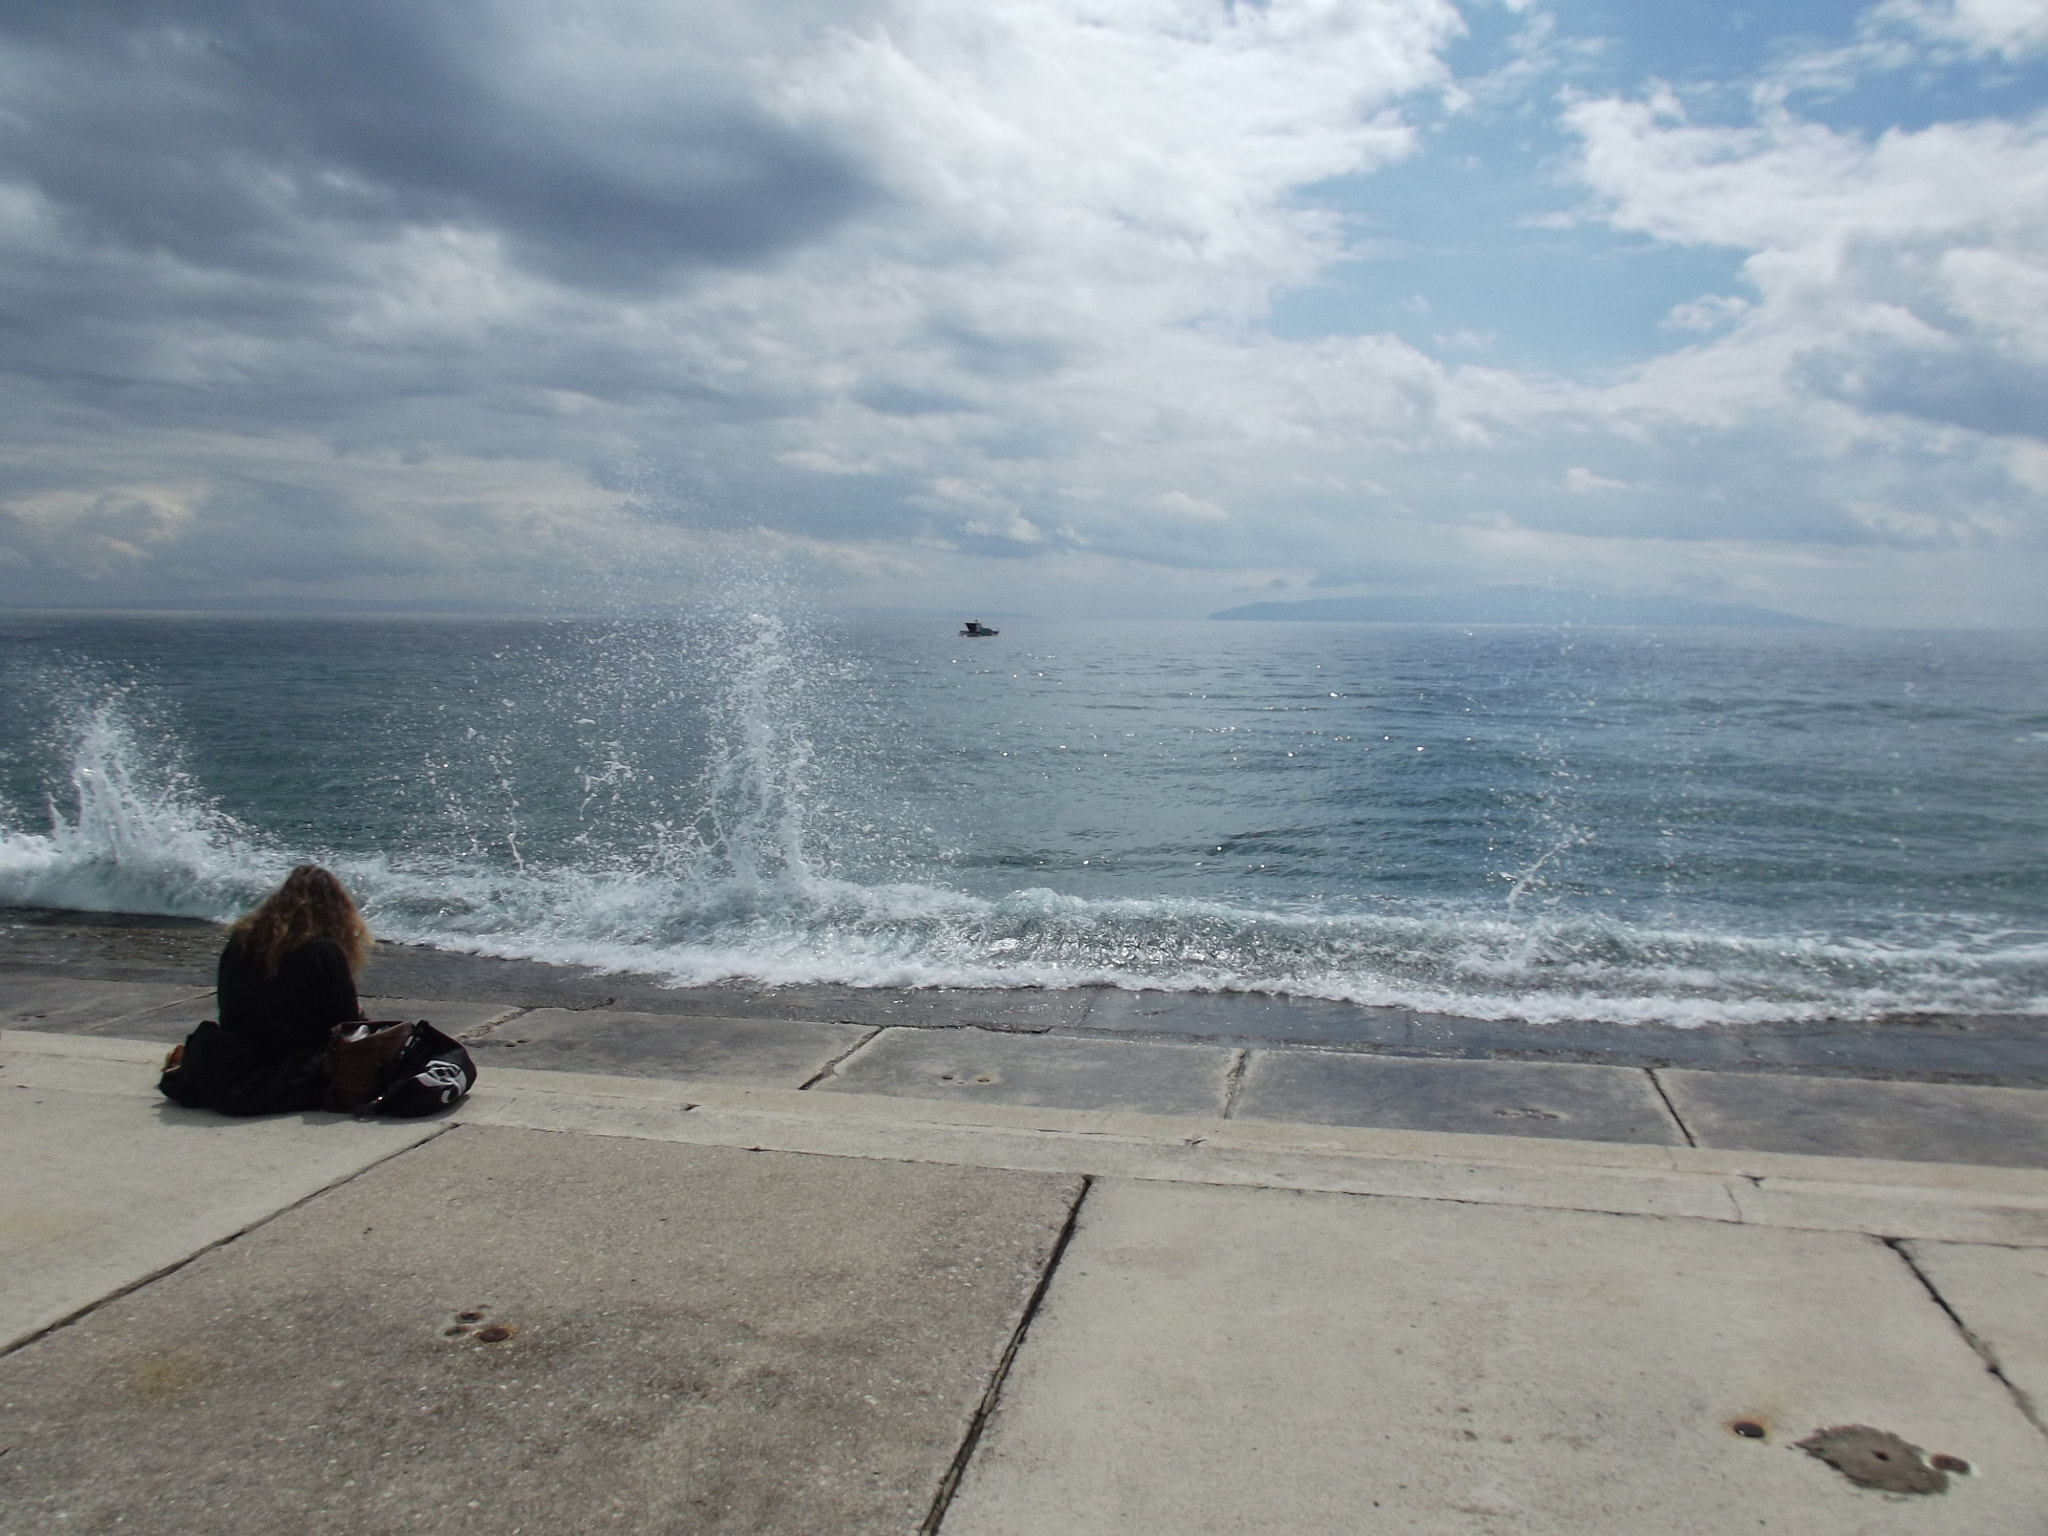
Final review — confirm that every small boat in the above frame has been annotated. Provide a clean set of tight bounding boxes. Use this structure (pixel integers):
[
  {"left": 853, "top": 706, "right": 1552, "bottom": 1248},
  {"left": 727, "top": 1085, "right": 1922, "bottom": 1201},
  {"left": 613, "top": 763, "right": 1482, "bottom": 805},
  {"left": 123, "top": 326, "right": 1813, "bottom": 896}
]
[{"left": 959, "top": 620, "right": 999, "bottom": 637}]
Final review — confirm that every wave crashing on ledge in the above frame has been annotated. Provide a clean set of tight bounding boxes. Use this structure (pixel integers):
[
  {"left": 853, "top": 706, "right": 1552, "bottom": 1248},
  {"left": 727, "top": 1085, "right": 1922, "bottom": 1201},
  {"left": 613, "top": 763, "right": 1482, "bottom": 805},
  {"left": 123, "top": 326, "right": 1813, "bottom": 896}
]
[{"left": 2, "top": 612, "right": 2044, "bottom": 1028}]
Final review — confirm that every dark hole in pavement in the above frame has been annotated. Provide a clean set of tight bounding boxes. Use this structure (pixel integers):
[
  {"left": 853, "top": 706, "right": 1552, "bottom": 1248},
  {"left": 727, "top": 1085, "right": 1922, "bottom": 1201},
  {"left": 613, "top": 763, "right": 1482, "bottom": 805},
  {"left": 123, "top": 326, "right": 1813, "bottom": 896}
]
[
  {"left": 1730, "top": 1421, "right": 1765, "bottom": 1439},
  {"left": 457, "top": 1311, "right": 484, "bottom": 1322},
  {"left": 1931, "top": 1454, "right": 1971, "bottom": 1475},
  {"left": 474, "top": 1325, "right": 516, "bottom": 1344},
  {"left": 1795, "top": 1425, "right": 1948, "bottom": 1494},
  {"left": 443, "top": 1326, "right": 471, "bottom": 1337}
]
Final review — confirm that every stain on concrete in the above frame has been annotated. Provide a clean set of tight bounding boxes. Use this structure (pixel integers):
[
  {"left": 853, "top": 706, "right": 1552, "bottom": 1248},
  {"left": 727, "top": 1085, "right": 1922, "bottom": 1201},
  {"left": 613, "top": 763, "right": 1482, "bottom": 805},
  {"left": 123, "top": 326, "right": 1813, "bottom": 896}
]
[
  {"left": 1794, "top": 1424, "right": 1948, "bottom": 1493},
  {"left": 130, "top": 1351, "right": 211, "bottom": 1402}
]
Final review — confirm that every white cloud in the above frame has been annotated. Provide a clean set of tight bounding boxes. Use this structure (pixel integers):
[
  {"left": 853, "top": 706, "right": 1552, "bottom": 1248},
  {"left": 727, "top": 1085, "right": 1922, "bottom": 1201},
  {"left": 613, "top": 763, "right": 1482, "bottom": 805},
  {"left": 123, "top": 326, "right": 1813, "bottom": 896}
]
[
  {"left": 783, "top": 0, "right": 1459, "bottom": 323},
  {"left": 1879, "top": 0, "right": 2048, "bottom": 58},
  {"left": 0, "top": 0, "right": 1473, "bottom": 598},
  {"left": 1566, "top": 91, "right": 2048, "bottom": 451},
  {"left": 1940, "top": 245, "right": 2048, "bottom": 359},
  {"left": 0, "top": 0, "right": 2044, "bottom": 623},
  {"left": 1400, "top": 65, "right": 2039, "bottom": 621},
  {"left": 1567, "top": 96, "right": 2048, "bottom": 253}
]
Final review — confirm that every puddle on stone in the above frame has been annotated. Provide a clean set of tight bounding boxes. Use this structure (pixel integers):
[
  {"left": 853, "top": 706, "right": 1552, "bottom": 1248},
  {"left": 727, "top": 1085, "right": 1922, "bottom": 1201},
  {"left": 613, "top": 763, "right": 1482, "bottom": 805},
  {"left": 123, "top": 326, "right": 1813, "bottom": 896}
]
[{"left": 1795, "top": 1425, "right": 1948, "bottom": 1494}]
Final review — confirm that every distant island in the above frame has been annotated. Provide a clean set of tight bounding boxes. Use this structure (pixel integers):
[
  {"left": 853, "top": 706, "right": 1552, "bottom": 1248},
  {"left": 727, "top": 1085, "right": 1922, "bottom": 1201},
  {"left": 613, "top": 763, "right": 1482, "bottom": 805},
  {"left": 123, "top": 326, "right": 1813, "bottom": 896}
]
[{"left": 1210, "top": 586, "right": 1830, "bottom": 628}]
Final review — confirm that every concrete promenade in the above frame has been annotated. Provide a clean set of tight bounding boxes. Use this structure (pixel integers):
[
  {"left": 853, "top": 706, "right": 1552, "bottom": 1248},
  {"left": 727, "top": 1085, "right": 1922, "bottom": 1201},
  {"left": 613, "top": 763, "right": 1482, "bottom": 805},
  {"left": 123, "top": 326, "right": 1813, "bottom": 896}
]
[{"left": 5, "top": 909, "right": 2048, "bottom": 1532}]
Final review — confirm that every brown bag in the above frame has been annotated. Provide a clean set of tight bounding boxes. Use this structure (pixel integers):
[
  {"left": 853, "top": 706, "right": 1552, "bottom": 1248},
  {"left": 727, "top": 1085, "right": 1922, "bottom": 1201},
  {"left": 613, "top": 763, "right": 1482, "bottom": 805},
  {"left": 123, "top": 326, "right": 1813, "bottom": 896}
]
[{"left": 324, "top": 1021, "right": 417, "bottom": 1113}]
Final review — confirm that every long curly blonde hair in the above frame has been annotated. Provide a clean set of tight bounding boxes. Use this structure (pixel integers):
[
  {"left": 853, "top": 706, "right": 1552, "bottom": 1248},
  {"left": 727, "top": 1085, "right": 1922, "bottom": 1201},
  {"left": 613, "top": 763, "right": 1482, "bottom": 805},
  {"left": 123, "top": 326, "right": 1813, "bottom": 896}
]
[{"left": 229, "top": 864, "right": 373, "bottom": 976}]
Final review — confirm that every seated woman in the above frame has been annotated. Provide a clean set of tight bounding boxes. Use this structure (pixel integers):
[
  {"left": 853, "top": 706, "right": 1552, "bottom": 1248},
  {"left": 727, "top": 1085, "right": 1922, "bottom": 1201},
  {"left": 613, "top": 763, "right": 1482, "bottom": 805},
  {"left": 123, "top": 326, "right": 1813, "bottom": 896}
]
[{"left": 161, "top": 865, "right": 371, "bottom": 1114}]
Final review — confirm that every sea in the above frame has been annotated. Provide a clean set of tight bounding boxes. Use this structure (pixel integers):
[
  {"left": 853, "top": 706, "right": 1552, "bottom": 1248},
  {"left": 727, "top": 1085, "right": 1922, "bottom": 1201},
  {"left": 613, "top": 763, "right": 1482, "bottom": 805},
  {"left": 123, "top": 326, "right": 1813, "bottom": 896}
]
[{"left": 1, "top": 610, "right": 2044, "bottom": 1031}]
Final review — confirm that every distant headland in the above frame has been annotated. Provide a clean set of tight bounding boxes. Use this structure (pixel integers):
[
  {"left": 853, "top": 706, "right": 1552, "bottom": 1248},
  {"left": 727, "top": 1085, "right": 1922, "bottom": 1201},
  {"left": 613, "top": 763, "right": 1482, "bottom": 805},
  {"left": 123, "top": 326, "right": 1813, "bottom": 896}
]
[{"left": 1209, "top": 586, "right": 1831, "bottom": 628}]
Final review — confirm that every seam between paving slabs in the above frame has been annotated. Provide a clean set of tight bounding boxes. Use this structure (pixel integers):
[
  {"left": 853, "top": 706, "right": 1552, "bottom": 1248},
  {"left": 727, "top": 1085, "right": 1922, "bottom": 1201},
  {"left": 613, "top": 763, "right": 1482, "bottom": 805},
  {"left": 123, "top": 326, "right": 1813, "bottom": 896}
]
[
  {"left": 0, "top": 1121, "right": 457, "bottom": 1362},
  {"left": 455, "top": 1005, "right": 534, "bottom": 1044},
  {"left": 1069, "top": 990, "right": 1103, "bottom": 1031},
  {"left": 797, "top": 1025, "right": 885, "bottom": 1090},
  {"left": 1646, "top": 1068, "right": 1698, "bottom": 1147},
  {"left": 921, "top": 1175, "right": 1094, "bottom": 1536},
  {"left": 1220, "top": 1048, "right": 1249, "bottom": 1119},
  {"left": 8, "top": 985, "right": 212, "bottom": 1033},
  {"left": 1883, "top": 1236, "right": 2048, "bottom": 1441}
]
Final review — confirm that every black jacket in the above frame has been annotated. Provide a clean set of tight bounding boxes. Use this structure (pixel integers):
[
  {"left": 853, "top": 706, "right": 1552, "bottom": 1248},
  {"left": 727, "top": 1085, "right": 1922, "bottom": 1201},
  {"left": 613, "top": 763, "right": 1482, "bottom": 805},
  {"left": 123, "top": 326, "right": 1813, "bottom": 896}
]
[{"left": 217, "top": 934, "right": 363, "bottom": 1064}]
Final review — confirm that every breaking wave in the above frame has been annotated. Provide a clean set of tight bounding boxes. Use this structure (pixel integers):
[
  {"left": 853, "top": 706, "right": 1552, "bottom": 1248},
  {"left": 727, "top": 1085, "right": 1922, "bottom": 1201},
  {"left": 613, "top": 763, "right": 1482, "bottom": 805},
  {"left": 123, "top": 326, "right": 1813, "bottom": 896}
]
[{"left": 3, "top": 614, "right": 2044, "bottom": 1028}]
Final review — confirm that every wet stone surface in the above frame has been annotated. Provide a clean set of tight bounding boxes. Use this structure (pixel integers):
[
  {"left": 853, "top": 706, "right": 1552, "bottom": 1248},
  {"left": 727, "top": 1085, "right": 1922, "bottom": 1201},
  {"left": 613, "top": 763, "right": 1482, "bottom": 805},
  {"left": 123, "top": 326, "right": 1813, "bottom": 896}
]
[
  {"left": 0, "top": 908, "right": 222, "bottom": 983},
  {"left": 1232, "top": 1050, "right": 1687, "bottom": 1145},
  {"left": 1080, "top": 988, "right": 1413, "bottom": 1047}
]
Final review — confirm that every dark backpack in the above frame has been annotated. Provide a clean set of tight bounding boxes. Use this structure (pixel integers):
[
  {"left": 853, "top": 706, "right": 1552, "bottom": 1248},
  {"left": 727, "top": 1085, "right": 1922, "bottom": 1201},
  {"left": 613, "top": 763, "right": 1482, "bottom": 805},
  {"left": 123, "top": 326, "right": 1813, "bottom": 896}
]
[{"left": 343, "top": 1020, "right": 478, "bottom": 1117}]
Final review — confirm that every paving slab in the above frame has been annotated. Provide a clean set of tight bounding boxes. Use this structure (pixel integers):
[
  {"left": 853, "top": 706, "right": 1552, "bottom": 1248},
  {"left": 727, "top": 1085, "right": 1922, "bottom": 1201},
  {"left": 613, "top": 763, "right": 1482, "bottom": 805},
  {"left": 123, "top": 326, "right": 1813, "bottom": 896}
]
[
  {"left": 1399, "top": 1011, "right": 2048, "bottom": 1082},
  {"left": 943, "top": 1180, "right": 2048, "bottom": 1536},
  {"left": 2, "top": 975, "right": 211, "bottom": 1036},
  {"left": 1903, "top": 1240, "right": 2048, "bottom": 1430},
  {"left": 0, "top": 1124, "right": 1083, "bottom": 1536},
  {"left": 1080, "top": 987, "right": 1413, "bottom": 1046},
  {"left": 1660, "top": 1069, "right": 2048, "bottom": 1167},
  {"left": 468, "top": 1007, "right": 869, "bottom": 1085},
  {"left": 0, "top": 1035, "right": 442, "bottom": 1351},
  {"left": 817, "top": 1026, "right": 1237, "bottom": 1115},
  {"left": 1234, "top": 1049, "right": 1686, "bottom": 1145}
]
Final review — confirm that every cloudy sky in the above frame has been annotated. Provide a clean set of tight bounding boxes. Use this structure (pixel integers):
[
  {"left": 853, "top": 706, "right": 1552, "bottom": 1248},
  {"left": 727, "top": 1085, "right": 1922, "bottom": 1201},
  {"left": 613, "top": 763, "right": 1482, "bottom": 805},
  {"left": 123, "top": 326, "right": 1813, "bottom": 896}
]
[{"left": 1, "top": 0, "right": 2044, "bottom": 623}]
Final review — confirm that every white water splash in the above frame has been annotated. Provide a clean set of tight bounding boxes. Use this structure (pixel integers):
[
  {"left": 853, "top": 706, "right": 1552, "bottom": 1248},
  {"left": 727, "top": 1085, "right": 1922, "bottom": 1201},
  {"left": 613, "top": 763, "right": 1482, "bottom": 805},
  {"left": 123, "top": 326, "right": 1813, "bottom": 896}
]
[
  {"left": 0, "top": 697, "right": 275, "bottom": 916},
  {"left": 676, "top": 611, "right": 817, "bottom": 895}
]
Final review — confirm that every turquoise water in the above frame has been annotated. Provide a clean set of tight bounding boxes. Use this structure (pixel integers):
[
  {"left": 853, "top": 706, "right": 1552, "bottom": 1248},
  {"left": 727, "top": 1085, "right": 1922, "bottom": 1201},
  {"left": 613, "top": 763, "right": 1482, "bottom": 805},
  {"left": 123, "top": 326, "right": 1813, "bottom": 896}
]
[{"left": 2, "top": 612, "right": 2044, "bottom": 1026}]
